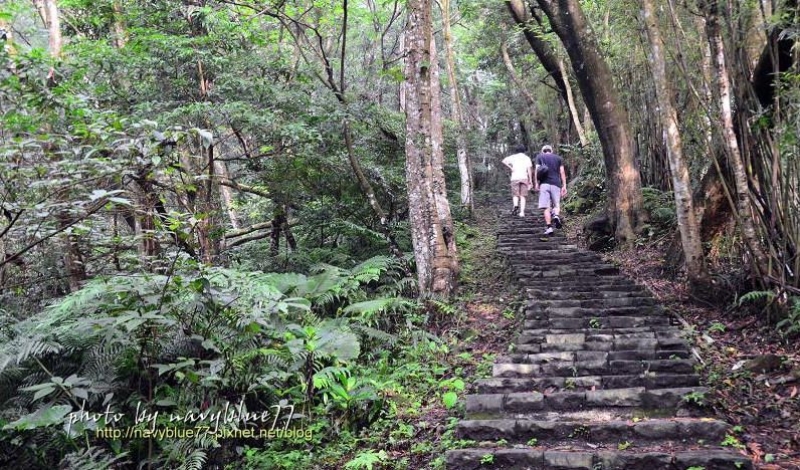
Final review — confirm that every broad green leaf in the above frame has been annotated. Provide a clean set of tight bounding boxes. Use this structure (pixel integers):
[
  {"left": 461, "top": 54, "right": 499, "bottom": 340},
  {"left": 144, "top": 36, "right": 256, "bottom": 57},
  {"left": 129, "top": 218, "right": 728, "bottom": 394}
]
[
  {"left": 442, "top": 392, "right": 458, "bottom": 409},
  {"left": 3, "top": 405, "right": 73, "bottom": 430}
]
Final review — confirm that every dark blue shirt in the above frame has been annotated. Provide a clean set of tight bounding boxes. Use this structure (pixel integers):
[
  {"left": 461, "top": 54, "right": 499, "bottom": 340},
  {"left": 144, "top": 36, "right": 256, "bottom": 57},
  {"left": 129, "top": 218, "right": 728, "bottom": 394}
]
[{"left": 535, "top": 152, "right": 563, "bottom": 188}]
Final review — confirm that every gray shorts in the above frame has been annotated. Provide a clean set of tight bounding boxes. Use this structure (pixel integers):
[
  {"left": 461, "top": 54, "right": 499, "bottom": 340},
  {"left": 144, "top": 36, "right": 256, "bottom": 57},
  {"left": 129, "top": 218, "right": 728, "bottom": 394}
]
[{"left": 538, "top": 184, "right": 561, "bottom": 209}]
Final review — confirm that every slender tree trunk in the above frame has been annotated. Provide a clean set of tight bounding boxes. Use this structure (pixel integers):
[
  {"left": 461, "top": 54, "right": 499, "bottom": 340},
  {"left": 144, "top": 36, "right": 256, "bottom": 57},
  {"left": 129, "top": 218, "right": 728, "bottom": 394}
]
[
  {"left": 558, "top": 58, "right": 587, "bottom": 146},
  {"left": 270, "top": 206, "right": 284, "bottom": 256},
  {"left": 505, "top": 0, "right": 568, "bottom": 104},
  {"left": 44, "top": 0, "right": 62, "bottom": 58},
  {"left": 500, "top": 41, "right": 538, "bottom": 112},
  {"left": 214, "top": 159, "right": 240, "bottom": 230},
  {"left": 132, "top": 171, "right": 161, "bottom": 269},
  {"left": 112, "top": 0, "right": 127, "bottom": 48},
  {"left": 536, "top": 0, "right": 645, "bottom": 244},
  {"left": 430, "top": 36, "right": 458, "bottom": 266},
  {"left": 642, "top": 0, "right": 708, "bottom": 285},
  {"left": 405, "top": 0, "right": 457, "bottom": 296},
  {"left": 441, "top": 0, "right": 473, "bottom": 211},
  {"left": 57, "top": 213, "right": 86, "bottom": 292},
  {"left": 701, "top": 0, "right": 768, "bottom": 270}
]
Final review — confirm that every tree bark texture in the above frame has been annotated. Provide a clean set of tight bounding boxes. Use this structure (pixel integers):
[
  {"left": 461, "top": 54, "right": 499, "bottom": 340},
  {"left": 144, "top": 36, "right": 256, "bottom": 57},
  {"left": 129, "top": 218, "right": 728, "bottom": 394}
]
[
  {"left": 44, "top": 0, "right": 62, "bottom": 59},
  {"left": 404, "top": 0, "right": 457, "bottom": 296},
  {"left": 536, "top": 0, "right": 645, "bottom": 244},
  {"left": 642, "top": 0, "right": 708, "bottom": 284}
]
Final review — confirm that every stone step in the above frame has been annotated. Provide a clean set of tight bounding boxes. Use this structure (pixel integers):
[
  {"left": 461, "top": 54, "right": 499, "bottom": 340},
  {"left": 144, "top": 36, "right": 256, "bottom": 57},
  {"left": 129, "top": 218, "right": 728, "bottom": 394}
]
[
  {"left": 514, "top": 336, "right": 687, "bottom": 353},
  {"left": 528, "top": 284, "right": 648, "bottom": 293},
  {"left": 506, "top": 253, "right": 603, "bottom": 262},
  {"left": 508, "top": 260, "right": 613, "bottom": 270},
  {"left": 520, "top": 315, "right": 673, "bottom": 330},
  {"left": 526, "top": 297, "right": 657, "bottom": 309},
  {"left": 520, "top": 327, "right": 683, "bottom": 338},
  {"left": 521, "top": 277, "right": 634, "bottom": 286},
  {"left": 474, "top": 374, "right": 701, "bottom": 394},
  {"left": 525, "top": 305, "right": 665, "bottom": 318},
  {"left": 516, "top": 267, "right": 622, "bottom": 278},
  {"left": 498, "top": 349, "right": 691, "bottom": 364},
  {"left": 518, "top": 329, "right": 684, "bottom": 345},
  {"left": 526, "top": 289, "right": 649, "bottom": 299},
  {"left": 456, "top": 416, "right": 731, "bottom": 444},
  {"left": 446, "top": 448, "right": 753, "bottom": 470},
  {"left": 492, "top": 358, "right": 696, "bottom": 377},
  {"left": 466, "top": 387, "right": 707, "bottom": 416}
]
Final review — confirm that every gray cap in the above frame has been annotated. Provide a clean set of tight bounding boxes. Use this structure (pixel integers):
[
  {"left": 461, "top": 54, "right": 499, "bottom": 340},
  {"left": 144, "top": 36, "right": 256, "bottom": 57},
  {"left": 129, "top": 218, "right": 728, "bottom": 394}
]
[{"left": 541, "top": 145, "right": 552, "bottom": 153}]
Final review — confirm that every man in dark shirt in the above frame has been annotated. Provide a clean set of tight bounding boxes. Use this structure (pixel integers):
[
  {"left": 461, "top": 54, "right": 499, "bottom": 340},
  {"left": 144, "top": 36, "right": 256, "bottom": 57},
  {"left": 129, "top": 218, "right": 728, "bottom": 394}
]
[{"left": 534, "top": 145, "right": 567, "bottom": 235}]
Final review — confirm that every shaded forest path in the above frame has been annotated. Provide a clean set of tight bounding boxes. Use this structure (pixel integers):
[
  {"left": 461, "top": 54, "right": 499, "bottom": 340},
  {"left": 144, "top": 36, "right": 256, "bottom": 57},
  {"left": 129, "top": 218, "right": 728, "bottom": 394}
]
[{"left": 445, "top": 198, "right": 753, "bottom": 469}]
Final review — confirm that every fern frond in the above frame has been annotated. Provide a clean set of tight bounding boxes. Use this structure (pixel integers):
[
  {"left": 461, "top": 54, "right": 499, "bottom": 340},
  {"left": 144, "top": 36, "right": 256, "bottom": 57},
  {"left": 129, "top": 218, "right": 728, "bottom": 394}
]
[
  {"left": 59, "top": 446, "right": 131, "bottom": 470},
  {"left": 349, "top": 324, "right": 397, "bottom": 347},
  {"left": 312, "top": 366, "right": 350, "bottom": 390},
  {"left": 738, "top": 289, "right": 777, "bottom": 305}
]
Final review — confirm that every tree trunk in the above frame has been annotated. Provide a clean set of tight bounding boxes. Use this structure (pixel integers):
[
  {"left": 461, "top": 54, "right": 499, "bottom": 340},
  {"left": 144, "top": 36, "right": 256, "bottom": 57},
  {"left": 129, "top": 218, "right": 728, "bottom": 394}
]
[
  {"left": 500, "top": 41, "right": 538, "bottom": 113},
  {"left": 441, "top": 0, "right": 473, "bottom": 211},
  {"left": 642, "top": 0, "right": 708, "bottom": 285},
  {"left": 430, "top": 35, "right": 459, "bottom": 268},
  {"left": 750, "top": 0, "right": 796, "bottom": 109},
  {"left": 535, "top": 0, "right": 645, "bottom": 244},
  {"left": 558, "top": 58, "right": 587, "bottom": 146},
  {"left": 504, "top": 0, "right": 568, "bottom": 105},
  {"left": 702, "top": 0, "right": 768, "bottom": 271},
  {"left": 44, "top": 0, "right": 62, "bottom": 58},
  {"left": 112, "top": 0, "right": 127, "bottom": 48},
  {"left": 214, "top": 159, "right": 240, "bottom": 230},
  {"left": 404, "top": 0, "right": 457, "bottom": 296},
  {"left": 132, "top": 170, "right": 161, "bottom": 269},
  {"left": 57, "top": 213, "right": 86, "bottom": 292}
]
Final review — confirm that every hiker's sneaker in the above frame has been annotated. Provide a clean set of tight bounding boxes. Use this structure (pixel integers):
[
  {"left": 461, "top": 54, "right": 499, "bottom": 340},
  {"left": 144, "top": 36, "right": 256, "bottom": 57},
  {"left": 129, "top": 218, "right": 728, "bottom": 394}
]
[
  {"left": 518, "top": 212, "right": 525, "bottom": 218},
  {"left": 544, "top": 226, "right": 554, "bottom": 235},
  {"left": 512, "top": 206, "right": 518, "bottom": 216},
  {"left": 553, "top": 215, "right": 562, "bottom": 229}
]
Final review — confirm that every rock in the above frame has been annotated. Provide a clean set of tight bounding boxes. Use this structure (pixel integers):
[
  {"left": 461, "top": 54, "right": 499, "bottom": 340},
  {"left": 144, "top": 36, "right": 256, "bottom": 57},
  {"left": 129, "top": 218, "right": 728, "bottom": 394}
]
[{"left": 743, "top": 354, "right": 784, "bottom": 373}]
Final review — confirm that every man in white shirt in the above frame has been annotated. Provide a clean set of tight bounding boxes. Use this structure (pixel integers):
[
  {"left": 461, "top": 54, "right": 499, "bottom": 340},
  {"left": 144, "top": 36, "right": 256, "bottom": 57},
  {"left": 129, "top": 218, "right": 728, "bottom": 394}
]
[{"left": 501, "top": 145, "right": 533, "bottom": 217}]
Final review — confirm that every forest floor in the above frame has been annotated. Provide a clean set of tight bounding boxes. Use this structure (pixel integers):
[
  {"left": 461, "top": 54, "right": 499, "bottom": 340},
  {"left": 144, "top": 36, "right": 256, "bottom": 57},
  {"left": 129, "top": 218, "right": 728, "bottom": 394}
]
[{"left": 598, "top": 242, "right": 800, "bottom": 470}]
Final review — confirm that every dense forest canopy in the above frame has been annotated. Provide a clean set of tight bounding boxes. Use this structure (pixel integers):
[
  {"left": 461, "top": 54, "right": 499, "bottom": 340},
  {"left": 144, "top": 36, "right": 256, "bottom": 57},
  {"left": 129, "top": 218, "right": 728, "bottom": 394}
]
[{"left": 0, "top": 0, "right": 798, "bottom": 468}]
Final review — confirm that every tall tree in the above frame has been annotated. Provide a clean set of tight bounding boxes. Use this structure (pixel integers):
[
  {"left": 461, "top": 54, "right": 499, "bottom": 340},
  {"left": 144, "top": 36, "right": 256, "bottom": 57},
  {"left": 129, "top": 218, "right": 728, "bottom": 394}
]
[
  {"left": 405, "top": 0, "right": 458, "bottom": 295},
  {"left": 534, "top": 0, "right": 645, "bottom": 244},
  {"left": 700, "top": 0, "right": 768, "bottom": 271},
  {"left": 441, "top": 0, "right": 473, "bottom": 211},
  {"left": 505, "top": 0, "right": 567, "bottom": 105},
  {"left": 642, "top": 0, "right": 707, "bottom": 285}
]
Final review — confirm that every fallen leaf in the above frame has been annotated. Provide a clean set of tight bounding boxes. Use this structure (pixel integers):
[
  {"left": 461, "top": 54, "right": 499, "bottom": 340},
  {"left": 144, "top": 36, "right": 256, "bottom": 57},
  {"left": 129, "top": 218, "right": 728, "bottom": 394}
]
[{"left": 747, "top": 441, "right": 763, "bottom": 462}]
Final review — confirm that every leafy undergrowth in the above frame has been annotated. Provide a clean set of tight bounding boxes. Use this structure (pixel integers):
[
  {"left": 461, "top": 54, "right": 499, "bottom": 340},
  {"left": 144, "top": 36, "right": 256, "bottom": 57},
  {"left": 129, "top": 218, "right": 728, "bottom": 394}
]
[
  {"left": 596, "top": 241, "right": 800, "bottom": 470},
  {"left": 270, "top": 195, "right": 525, "bottom": 470}
]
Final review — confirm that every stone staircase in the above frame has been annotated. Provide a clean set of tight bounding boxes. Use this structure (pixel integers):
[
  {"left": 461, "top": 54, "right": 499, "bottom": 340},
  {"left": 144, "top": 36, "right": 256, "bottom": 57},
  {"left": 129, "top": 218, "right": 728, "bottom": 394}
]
[{"left": 446, "top": 211, "right": 753, "bottom": 470}]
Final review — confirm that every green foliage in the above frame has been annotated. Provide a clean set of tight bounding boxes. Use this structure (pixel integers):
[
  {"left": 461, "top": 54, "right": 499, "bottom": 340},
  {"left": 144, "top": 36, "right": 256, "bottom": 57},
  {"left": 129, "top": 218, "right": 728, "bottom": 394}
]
[
  {"left": 776, "top": 297, "right": 800, "bottom": 337},
  {"left": 0, "top": 254, "right": 421, "bottom": 467},
  {"left": 343, "top": 449, "right": 388, "bottom": 470},
  {"left": 638, "top": 187, "right": 677, "bottom": 239},
  {"left": 721, "top": 433, "right": 746, "bottom": 449}
]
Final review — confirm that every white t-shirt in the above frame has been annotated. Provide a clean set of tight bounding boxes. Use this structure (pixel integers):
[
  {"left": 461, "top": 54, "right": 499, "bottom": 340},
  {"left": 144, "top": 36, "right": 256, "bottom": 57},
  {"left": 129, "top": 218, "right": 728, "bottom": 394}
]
[{"left": 502, "top": 153, "right": 532, "bottom": 181}]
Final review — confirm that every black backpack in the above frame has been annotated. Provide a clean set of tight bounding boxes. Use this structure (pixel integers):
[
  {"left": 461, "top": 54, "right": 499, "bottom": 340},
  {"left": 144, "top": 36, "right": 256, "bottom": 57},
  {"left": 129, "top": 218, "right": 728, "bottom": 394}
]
[{"left": 536, "top": 157, "right": 549, "bottom": 183}]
